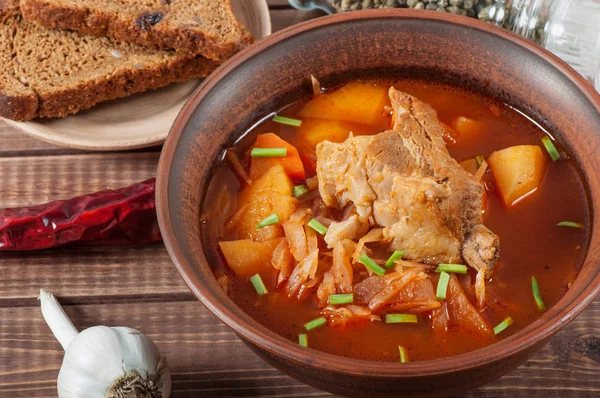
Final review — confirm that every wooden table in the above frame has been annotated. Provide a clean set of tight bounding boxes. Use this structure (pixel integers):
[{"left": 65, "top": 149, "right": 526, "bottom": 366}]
[{"left": 1, "top": 2, "right": 599, "bottom": 397}]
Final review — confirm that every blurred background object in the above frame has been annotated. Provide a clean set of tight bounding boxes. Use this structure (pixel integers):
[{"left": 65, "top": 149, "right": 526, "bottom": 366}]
[{"left": 288, "top": 0, "right": 600, "bottom": 92}]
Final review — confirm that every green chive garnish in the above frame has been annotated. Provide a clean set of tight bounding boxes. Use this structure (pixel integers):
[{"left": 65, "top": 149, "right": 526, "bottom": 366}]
[
  {"left": 304, "top": 317, "right": 327, "bottom": 331},
  {"left": 542, "top": 136, "right": 560, "bottom": 161},
  {"left": 250, "top": 147, "right": 287, "bottom": 157},
  {"left": 307, "top": 218, "right": 328, "bottom": 235},
  {"left": 273, "top": 115, "right": 302, "bottom": 127},
  {"left": 556, "top": 221, "right": 584, "bottom": 229},
  {"left": 384, "top": 250, "right": 405, "bottom": 268},
  {"left": 436, "top": 271, "right": 450, "bottom": 300},
  {"left": 398, "top": 346, "right": 409, "bottom": 363},
  {"left": 329, "top": 293, "right": 354, "bottom": 305},
  {"left": 298, "top": 333, "right": 308, "bottom": 347},
  {"left": 250, "top": 274, "right": 268, "bottom": 296},
  {"left": 359, "top": 254, "right": 386, "bottom": 277},
  {"left": 256, "top": 213, "right": 279, "bottom": 229},
  {"left": 385, "top": 313, "right": 418, "bottom": 324},
  {"left": 475, "top": 155, "right": 485, "bottom": 167},
  {"left": 531, "top": 277, "right": 546, "bottom": 311},
  {"left": 436, "top": 264, "right": 468, "bottom": 274},
  {"left": 493, "top": 316, "right": 514, "bottom": 335},
  {"left": 293, "top": 185, "right": 309, "bottom": 198}
]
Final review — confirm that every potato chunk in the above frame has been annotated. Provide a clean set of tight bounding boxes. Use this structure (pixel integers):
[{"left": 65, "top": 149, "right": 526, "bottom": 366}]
[
  {"left": 239, "top": 165, "right": 293, "bottom": 205},
  {"left": 233, "top": 165, "right": 299, "bottom": 241},
  {"left": 298, "top": 82, "right": 390, "bottom": 126},
  {"left": 219, "top": 238, "right": 282, "bottom": 278},
  {"left": 299, "top": 118, "right": 373, "bottom": 150},
  {"left": 488, "top": 145, "right": 546, "bottom": 207},
  {"left": 242, "top": 193, "right": 299, "bottom": 241},
  {"left": 453, "top": 116, "right": 486, "bottom": 138}
]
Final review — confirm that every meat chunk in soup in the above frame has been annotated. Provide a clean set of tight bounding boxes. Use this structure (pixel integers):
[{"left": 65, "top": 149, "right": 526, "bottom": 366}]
[
  {"left": 388, "top": 88, "right": 500, "bottom": 276},
  {"left": 317, "top": 135, "right": 376, "bottom": 221},
  {"left": 316, "top": 88, "right": 499, "bottom": 276}
]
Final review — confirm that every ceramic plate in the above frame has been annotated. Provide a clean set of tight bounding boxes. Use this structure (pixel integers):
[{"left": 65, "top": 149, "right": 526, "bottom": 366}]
[{"left": 3, "top": 0, "right": 272, "bottom": 151}]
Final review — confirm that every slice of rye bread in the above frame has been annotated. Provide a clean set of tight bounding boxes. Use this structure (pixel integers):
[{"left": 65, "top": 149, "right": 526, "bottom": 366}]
[
  {"left": 19, "top": 0, "right": 254, "bottom": 61},
  {"left": 0, "top": 11, "right": 219, "bottom": 121}
]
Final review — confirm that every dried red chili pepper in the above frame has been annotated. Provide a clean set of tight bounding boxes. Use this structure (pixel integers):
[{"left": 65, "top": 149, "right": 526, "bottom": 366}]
[{"left": 0, "top": 179, "right": 160, "bottom": 250}]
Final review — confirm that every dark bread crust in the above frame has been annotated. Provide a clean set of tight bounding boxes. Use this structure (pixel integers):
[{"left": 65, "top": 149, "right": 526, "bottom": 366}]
[
  {"left": 0, "top": 90, "right": 38, "bottom": 121},
  {"left": 20, "top": 0, "right": 254, "bottom": 61},
  {"left": 0, "top": 55, "right": 218, "bottom": 121}
]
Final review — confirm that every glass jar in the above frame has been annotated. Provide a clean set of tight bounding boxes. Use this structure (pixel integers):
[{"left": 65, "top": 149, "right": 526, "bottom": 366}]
[
  {"left": 484, "top": 0, "right": 600, "bottom": 91},
  {"left": 289, "top": 0, "right": 600, "bottom": 91}
]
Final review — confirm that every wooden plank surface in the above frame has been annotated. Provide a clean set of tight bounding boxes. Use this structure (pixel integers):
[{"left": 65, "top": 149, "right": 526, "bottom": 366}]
[
  {"left": 0, "top": 2, "right": 598, "bottom": 397},
  {"left": 0, "top": 123, "right": 77, "bottom": 157},
  {"left": 0, "top": 153, "right": 159, "bottom": 207},
  {"left": 0, "top": 245, "right": 190, "bottom": 303},
  {"left": 1, "top": 300, "right": 598, "bottom": 397}
]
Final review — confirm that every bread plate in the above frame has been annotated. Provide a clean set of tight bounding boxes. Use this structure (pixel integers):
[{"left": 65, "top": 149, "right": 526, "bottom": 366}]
[{"left": 2, "top": 0, "right": 271, "bottom": 151}]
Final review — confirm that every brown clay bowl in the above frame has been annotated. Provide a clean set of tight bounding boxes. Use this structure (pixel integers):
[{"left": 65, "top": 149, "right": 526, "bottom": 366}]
[{"left": 156, "top": 9, "right": 600, "bottom": 398}]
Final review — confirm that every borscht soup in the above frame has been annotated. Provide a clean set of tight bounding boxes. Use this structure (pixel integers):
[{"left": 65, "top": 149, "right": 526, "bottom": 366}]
[{"left": 203, "top": 78, "right": 589, "bottom": 362}]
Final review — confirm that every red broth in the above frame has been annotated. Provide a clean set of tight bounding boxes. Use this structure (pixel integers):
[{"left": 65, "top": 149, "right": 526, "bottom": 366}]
[{"left": 203, "top": 80, "right": 589, "bottom": 362}]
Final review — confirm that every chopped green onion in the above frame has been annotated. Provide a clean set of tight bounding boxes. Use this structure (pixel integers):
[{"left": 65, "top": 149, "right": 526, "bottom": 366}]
[
  {"left": 385, "top": 313, "right": 418, "bottom": 324},
  {"left": 304, "top": 317, "right": 327, "bottom": 331},
  {"left": 436, "top": 271, "right": 450, "bottom": 300},
  {"left": 542, "top": 136, "right": 560, "bottom": 161},
  {"left": 273, "top": 115, "right": 302, "bottom": 127},
  {"left": 556, "top": 221, "right": 584, "bottom": 229},
  {"left": 298, "top": 333, "right": 308, "bottom": 347},
  {"left": 436, "top": 264, "right": 468, "bottom": 274},
  {"left": 329, "top": 293, "right": 354, "bottom": 305},
  {"left": 293, "top": 185, "right": 309, "bottom": 198},
  {"left": 250, "top": 274, "right": 268, "bottom": 296},
  {"left": 250, "top": 147, "right": 287, "bottom": 158},
  {"left": 531, "top": 277, "right": 546, "bottom": 311},
  {"left": 493, "top": 316, "right": 514, "bottom": 335},
  {"left": 256, "top": 213, "right": 279, "bottom": 229},
  {"left": 359, "top": 254, "right": 386, "bottom": 277},
  {"left": 307, "top": 218, "right": 328, "bottom": 235},
  {"left": 398, "top": 346, "right": 409, "bottom": 363},
  {"left": 475, "top": 155, "right": 485, "bottom": 167},
  {"left": 384, "top": 250, "right": 405, "bottom": 268}
]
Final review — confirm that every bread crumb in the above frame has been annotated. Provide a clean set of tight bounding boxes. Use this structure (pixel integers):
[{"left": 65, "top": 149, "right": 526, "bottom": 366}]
[{"left": 110, "top": 49, "right": 122, "bottom": 58}]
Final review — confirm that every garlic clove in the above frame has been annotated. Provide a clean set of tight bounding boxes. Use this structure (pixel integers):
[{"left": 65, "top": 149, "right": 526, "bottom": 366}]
[
  {"left": 112, "top": 326, "right": 163, "bottom": 376},
  {"left": 59, "top": 326, "right": 137, "bottom": 396},
  {"left": 57, "top": 359, "right": 113, "bottom": 398}
]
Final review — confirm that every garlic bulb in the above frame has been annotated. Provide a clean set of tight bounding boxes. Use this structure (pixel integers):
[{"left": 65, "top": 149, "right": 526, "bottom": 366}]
[{"left": 40, "top": 288, "right": 172, "bottom": 398}]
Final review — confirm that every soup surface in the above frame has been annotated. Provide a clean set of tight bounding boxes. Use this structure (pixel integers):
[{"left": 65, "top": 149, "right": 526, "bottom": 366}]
[{"left": 204, "top": 79, "right": 589, "bottom": 362}]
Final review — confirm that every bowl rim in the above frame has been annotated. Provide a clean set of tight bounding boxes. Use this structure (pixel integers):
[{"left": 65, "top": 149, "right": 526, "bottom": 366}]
[{"left": 157, "top": 9, "right": 600, "bottom": 378}]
